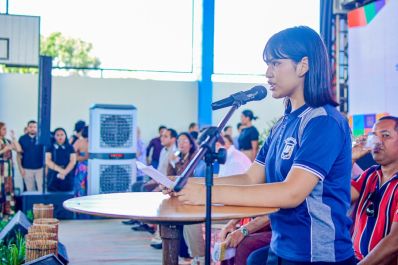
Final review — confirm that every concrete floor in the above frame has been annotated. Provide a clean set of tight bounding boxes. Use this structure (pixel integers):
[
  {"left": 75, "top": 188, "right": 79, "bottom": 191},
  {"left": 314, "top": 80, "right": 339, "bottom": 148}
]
[{"left": 58, "top": 219, "right": 162, "bottom": 265}]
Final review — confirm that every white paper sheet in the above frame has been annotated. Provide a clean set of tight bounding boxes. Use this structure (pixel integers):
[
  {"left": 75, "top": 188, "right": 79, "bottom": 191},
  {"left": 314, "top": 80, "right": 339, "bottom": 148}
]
[{"left": 136, "top": 161, "right": 175, "bottom": 189}]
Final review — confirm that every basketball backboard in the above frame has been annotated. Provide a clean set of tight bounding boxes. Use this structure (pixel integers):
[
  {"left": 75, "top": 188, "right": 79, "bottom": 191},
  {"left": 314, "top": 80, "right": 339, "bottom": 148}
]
[{"left": 0, "top": 14, "right": 40, "bottom": 67}]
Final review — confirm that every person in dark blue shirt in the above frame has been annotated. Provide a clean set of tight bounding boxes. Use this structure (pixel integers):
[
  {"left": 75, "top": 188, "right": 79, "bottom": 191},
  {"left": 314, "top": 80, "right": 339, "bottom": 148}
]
[
  {"left": 238, "top": 110, "right": 260, "bottom": 161},
  {"left": 174, "top": 26, "right": 355, "bottom": 265},
  {"left": 146, "top": 125, "right": 167, "bottom": 169},
  {"left": 17, "top": 120, "right": 44, "bottom": 192}
]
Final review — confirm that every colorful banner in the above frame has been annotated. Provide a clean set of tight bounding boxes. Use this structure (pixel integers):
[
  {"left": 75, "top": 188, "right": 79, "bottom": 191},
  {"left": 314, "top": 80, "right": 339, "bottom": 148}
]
[
  {"left": 349, "top": 113, "right": 389, "bottom": 137},
  {"left": 348, "top": 0, "right": 388, "bottom": 28}
]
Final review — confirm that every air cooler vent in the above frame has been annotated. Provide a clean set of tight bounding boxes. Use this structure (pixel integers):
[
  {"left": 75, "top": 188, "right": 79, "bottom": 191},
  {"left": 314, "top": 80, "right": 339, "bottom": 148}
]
[
  {"left": 99, "top": 164, "right": 131, "bottom": 193},
  {"left": 100, "top": 114, "right": 133, "bottom": 148}
]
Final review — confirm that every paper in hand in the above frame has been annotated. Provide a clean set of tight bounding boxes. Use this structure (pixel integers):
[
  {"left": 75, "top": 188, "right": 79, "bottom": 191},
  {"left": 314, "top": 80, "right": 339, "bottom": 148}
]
[
  {"left": 136, "top": 161, "right": 175, "bottom": 189},
  {"left": 212, "top": 242, "right": 236, "bottom": 262}
]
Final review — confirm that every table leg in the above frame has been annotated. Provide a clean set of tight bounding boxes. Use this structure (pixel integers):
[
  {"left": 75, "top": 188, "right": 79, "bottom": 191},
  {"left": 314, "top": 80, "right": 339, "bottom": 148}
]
[{"left": 160, "top": 224, "right": 180, "bottom": 265}]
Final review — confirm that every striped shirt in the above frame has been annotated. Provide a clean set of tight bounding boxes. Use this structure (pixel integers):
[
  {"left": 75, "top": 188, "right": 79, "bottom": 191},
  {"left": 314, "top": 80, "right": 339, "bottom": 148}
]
[{"left": 352, "top": 165, "right": 398, "bottom": 260}]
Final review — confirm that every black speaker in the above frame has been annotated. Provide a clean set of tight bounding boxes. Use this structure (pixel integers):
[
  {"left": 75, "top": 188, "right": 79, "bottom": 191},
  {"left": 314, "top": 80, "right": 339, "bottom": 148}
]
[
  {"left": 0, "top": 211, "right": 31, "bottom": 243},
  {"left": 57, "top": 242, "right": 69, "bottom": 265},
  {"left": 21, "top": 191, "right": 75, "bottom": 220},
  {"left": 24, "top": 254, "right": 64, "bottom": 265},
  {"left": 38, "top": 55, "right": 52, "bottom": 146}
]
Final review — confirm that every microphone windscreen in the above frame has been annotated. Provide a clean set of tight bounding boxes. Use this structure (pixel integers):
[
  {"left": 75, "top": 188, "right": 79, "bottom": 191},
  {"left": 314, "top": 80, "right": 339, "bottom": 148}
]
[{"left": 251, "top": 85, "right": 267, "bottom": 100}]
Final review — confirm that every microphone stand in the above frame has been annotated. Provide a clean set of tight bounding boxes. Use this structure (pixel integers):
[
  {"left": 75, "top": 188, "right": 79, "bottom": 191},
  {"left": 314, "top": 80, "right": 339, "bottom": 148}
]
[{"left": 174, "top": 99, "right": 245, "bottom": 265}]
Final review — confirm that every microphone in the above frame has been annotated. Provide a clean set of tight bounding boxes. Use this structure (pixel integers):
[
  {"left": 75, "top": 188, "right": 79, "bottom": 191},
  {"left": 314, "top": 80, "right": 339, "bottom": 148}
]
[{"left": 211, "top": 86, "right": 267, "bottom": 110}]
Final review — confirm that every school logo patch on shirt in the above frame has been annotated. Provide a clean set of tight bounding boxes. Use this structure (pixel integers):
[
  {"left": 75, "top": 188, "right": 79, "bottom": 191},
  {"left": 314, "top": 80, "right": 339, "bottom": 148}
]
[{"left": 281, "top": 137, "right": 297, "bottom": 160}]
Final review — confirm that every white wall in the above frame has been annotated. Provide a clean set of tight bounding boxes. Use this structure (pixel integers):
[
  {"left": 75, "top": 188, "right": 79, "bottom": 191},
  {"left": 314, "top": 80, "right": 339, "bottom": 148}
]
[
  {"left": 0, "top": 74, "right": 198, "bottom": 142},
  {"left": 213, "top": 81, "right": 283, "bottom": 137},
  {"left": 0, "top": 73, "right": 284, "bottom": 190},
  {"left": 0, "top": 73, "right": 284, "bottom": 143}
]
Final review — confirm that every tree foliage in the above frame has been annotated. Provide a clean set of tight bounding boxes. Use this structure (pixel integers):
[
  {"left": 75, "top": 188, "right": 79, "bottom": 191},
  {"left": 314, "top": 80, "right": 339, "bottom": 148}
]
[
  {"left": 41, "top": 32, "right": 101, "bottom": 68},
  {"left": 1, "top": 32, "right": 101, "bottom": 74}
]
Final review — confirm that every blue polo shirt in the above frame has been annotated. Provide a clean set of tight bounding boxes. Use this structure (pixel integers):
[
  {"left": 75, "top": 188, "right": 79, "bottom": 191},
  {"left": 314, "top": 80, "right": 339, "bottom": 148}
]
[
  {"left": 255, "top": 104, "right": 353, "bottom": 262},
  {"left": 19, "top": 134, "right": 44, "bottom": 169}
]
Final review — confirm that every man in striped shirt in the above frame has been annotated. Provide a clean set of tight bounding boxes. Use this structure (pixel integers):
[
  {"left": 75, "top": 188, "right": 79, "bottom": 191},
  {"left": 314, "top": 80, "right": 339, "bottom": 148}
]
[{"left": 351, "top": 116, "right": 398, "bottom": 264}]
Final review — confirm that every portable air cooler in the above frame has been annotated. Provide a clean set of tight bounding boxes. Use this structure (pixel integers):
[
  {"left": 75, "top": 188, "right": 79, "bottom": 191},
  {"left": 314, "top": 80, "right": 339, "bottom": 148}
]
[{"left": 88, "top": 104, "right": 137, "bottom": 195}]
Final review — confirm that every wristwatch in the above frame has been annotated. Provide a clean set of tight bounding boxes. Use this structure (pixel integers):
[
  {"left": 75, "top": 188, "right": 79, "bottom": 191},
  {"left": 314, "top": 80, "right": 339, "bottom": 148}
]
[{"left": 239, "top": 226, "right": 249, "bottom": 237}]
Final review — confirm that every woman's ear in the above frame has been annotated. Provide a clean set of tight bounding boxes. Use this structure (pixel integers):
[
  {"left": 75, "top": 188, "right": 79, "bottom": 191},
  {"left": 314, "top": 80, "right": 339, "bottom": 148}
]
[{"left": 296, "top": 56, "right": 309, "bottom": 77}]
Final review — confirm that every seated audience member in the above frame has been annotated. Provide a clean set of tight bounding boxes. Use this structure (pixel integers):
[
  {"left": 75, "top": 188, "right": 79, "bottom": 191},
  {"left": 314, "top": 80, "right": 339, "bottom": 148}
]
[
  {"left": 158, "top": 128, "right": 178, "bottom": 175},
  {"left": 220, "top": 216, "right": 271, "bottom": 265},
  {"left": 0, "top": 122, "right": 21, "bottom": 219},
  {"left": 247, "top": 117, "right": 398, "bottom": 265},
  {"left": 17, "top": 120, "right": 44, "bottom": 192},
  {"left": 69, "top": 120, "right": 85, "bottom": 145},
  {"left": 183, "top": 135, "right": 252, "bottom": 265},
  {"left": 168, "top": 132, "right": 205, "bottom": 264},
  {"left": 167, "top": 132, "right": 205, "bottom": 178},
  {"left": 46, "top": 128, "right": 76, "bottom": 192},
  {"left": 351, "top": 116, "right": 398, "bottom": 264},
  {"left": 74, "top": 125, "right": 89, "bottom": 197},
  {"left": 217, "top": 135, "right": 267, "bottom": 264},
  {"left": 145, "top": 128, "right": 178, "bottom": 192},
  {"left": 146, "top": 125, "right": 167, "bottom": 169},
  {"left": 217, "top": 135, "right": 251, "bottom": 177},
  {"left": 147, "top": 128, "right": 178, "bottom": 249}
]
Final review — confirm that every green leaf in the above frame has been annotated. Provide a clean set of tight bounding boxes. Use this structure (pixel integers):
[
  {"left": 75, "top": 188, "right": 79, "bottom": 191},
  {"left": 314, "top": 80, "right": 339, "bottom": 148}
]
[{"left": 258, "top": 117, "right": 280, "bottom": 147}]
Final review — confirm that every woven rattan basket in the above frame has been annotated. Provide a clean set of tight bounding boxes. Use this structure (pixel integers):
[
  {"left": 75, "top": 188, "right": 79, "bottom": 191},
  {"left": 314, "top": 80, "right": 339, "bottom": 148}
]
[
  {"left": 25, "top": 232, "right": 57, "bottom": 241},
  {"left": 28, "top": 224, "right": 58, "bottom": 237},
  {"left": 25, "top": 239, "right": 58, "bottom": 262},
  {"left": 33, "top": 204, "right": 54, "bottom": 219},
  {"left": 33, "top": 218, "right": 59, "bottom": 235}
]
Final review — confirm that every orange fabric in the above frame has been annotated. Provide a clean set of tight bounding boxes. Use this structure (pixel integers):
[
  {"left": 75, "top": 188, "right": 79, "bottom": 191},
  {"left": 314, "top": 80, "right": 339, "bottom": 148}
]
[{"left": 348, "top": 8, "right": 367, "bottom": 28}]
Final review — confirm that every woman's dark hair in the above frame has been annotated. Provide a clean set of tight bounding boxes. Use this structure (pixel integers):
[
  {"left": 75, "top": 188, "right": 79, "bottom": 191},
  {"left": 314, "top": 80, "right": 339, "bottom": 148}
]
[
  {"left": 82, "top": 126, "right": 89, "bottom": 139},
  {"left": 178, "top": 132, "right": 197, "bottom": 156},
  {"left": 242, "top": 109, "right": 258, "bottom": 121},
  {"left": 263, "top": 26, "right": 337, "bottom": 111},
  {"left": 74, "top": 120, "right": 86, "bottom": 133},
  {"left": 52, "top": 127, "right": 69, "bottom": 145}
]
